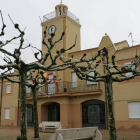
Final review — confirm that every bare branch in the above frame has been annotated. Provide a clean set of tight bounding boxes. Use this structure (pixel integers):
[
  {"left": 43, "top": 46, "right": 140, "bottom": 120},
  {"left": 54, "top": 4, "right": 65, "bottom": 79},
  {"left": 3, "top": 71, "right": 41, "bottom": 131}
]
[
  {"left": 0, "top": 10, "right": 6, "bottom": 36},
  {"left": 5, "top": 77, "right": 20, "bottom": 83}
]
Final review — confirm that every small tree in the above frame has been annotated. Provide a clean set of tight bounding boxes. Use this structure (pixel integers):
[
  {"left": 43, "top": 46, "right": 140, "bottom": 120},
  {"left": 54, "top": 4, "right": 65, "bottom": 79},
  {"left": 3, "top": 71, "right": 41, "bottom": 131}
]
[{"left": 68, "top": 47, "right": 140, "bottom": 140}]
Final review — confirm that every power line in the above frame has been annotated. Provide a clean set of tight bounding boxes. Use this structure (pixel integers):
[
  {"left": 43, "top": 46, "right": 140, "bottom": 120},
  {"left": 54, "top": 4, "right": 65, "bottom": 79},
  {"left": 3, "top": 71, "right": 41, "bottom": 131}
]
[{"left": 0, "top": 40, "right": 133, "bottom": 67}]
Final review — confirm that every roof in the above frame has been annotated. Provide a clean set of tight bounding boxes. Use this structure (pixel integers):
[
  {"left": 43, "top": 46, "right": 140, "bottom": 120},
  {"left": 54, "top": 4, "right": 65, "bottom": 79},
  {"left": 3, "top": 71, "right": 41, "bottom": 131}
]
[{"left": 114, "top": 40, "right": 127, "bottom": 46}]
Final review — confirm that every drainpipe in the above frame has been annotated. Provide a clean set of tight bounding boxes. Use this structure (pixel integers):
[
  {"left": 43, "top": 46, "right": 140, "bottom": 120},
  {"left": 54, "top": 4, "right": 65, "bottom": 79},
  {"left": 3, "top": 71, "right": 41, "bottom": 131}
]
[{"left": 0, "top": 78, "right": 3, "bottom": 126}]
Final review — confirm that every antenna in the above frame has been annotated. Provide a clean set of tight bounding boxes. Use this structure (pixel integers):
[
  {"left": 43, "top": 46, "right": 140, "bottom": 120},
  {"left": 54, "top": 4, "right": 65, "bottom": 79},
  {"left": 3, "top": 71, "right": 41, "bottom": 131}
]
[
  {"left": 128, "top": 33, "right": 133, "bottom": 46},
  {"left": 128, "top": 33, "right": 139, "bottom": 46}
]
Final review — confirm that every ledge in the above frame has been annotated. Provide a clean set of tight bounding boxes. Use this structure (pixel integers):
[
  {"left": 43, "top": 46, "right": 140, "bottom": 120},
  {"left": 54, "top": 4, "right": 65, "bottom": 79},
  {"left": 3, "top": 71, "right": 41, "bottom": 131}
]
[{"left": 27, "top": 90, "right": 102, "bottom": 100}]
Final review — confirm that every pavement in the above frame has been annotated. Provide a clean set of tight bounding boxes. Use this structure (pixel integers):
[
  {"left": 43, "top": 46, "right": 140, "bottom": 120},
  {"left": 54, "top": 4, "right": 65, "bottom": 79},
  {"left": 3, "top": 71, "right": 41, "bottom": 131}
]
[{"left": 1, "top": 126, "right": 140, "bottom": 140}]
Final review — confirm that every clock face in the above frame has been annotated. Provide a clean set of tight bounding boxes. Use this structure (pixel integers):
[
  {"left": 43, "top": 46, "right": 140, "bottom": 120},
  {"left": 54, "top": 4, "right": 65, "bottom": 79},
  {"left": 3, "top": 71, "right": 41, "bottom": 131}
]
[{"left": 48, "top": 25, "right": 56, "bottom": 35}]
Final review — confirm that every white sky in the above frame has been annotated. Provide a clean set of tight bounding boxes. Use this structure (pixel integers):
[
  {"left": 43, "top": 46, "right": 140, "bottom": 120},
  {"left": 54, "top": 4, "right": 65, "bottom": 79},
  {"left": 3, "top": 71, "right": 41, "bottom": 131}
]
[{"left": 0, "top": 0, "right": 140, "bottom": 64}]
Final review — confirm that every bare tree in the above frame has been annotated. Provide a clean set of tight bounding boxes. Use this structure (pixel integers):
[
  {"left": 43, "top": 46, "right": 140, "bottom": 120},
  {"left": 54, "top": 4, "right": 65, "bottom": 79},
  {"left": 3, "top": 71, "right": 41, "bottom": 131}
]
[
  {"left": 67, "top": 47, "right": 140, "bottom": 140},
  {"left": 0, "top": 11, "right": 77, "bottom": 140},
  {"left": 26, "top": 69, "right": 60, "bottom": 138}
]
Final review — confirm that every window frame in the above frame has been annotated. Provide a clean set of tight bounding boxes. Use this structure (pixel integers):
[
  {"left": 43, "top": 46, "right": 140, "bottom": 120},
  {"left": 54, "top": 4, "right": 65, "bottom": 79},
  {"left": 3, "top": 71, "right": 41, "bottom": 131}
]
[
  {"left": 6, "top": 83, "right": 11, "bottom": 94},
  {"left": 26, "top": 86, "right": 31, "bottom": 93},
  {"left": 128, "top": 102, "right": 140, "bottom": 119},
  {"left": 5, "top": 108, "right": 10, "bottom": 120},
  {"left": 86, "top": 72, "right": 96, "bottom": 86},
  {"left": 71, "top": 72, "right": 77, "bottom": 88},
  {"left": 124, "top": 62, "right": 138, "bottom": 78}
]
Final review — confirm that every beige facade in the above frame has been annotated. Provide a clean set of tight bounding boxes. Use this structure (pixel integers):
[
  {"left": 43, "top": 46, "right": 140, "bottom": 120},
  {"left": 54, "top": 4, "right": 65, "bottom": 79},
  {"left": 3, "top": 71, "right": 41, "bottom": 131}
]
[{"left": 1, "top": 3, "right": 140, "bottom": 131}]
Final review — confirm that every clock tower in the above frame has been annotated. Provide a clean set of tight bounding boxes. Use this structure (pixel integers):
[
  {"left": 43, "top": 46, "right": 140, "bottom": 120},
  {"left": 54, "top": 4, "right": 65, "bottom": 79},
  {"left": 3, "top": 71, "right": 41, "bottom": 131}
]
[
  {"left": 41, "top": 2, "right": 81, "bottom": 81},
  {"left": 41, "top": 2, "right": 81, "bottom": 54}
]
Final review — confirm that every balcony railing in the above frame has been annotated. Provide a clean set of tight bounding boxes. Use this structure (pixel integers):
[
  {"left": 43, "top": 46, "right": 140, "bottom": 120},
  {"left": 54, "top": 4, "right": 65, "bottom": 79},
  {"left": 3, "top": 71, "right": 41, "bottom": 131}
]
[
  {"left": 43, "top": 11, "right": 80, "bottom": 24},
  {"left": 27, "top": 81, "right": 101, "bottom": 97},
  {"left": 43, "top": 11, "right": 56, "bottom": 22}
]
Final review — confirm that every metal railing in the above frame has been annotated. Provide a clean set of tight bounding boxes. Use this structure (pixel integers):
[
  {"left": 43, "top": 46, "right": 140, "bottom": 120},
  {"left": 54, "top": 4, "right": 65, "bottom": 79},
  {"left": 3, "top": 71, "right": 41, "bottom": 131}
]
[
  {"left": 43, "top": 11, "right": 80, "bottom": 24},
  {"left": 43, "top": 11, "right": 56, "bottom": 22},
  {"left": 67, "top": 11, "right": 80, "bottom": 24},
  {"left": 26, "top": 81, "right": 101, "bottom": 97}
]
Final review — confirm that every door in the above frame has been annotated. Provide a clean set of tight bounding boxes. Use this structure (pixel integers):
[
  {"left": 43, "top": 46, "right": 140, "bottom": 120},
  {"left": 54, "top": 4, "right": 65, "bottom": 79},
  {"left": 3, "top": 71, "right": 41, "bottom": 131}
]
[
  {"left": 82, "top": 100, "right": 106, "bottom": 129},
  {"left": 48, "top": 103, "right": 60, "bottom": 121},
  {"left": 27, "top": 104, "right": 33, "bottom": 127}
]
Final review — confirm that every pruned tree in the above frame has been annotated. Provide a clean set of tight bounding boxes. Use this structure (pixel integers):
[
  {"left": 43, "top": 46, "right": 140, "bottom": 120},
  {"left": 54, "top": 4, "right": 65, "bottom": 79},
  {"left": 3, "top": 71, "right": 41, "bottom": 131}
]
[
  {"left": 0, "top": 11, "right": 77, "bottom": 140},
  {"left": 65, "top": 47, "right": 140, "bottom": 140},
  {"left": 26, "top": 69, "right": 60, "bottom": 138}
]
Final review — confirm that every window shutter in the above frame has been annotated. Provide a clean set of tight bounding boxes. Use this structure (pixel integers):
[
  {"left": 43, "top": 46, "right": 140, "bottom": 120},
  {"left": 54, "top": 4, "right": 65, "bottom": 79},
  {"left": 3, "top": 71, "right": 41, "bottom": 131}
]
[
  {"left": 72, "top": 72, "right": 77, "bottom": 87},
  {"left": 5, "top": 108, "right": 10, "bottom": 119},
  {"left": 128, "top": 102, "right": 140, "bottom": 118},
  {"left": 6, "top": 84, "right": 11, "bottom": 93}
]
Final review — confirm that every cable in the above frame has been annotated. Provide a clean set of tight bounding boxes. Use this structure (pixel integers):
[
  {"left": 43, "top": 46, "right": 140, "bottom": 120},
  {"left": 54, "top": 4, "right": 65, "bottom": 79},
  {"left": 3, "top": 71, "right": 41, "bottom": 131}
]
[{"left": 0, "top": 40, "right": 133, "bottom": 67}]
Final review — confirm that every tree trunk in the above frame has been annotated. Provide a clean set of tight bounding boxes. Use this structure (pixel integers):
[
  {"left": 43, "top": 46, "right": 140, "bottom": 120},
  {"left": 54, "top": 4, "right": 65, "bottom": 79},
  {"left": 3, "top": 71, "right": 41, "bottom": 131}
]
[
  {"left": 20, "top": 69, "right": 27, "bottom": 140},
  {"left": 105, "top": 78, "right": 117, "bottom": 140},
  {"left": 32, "top": 87, "right": 39, "bottom": 138}
]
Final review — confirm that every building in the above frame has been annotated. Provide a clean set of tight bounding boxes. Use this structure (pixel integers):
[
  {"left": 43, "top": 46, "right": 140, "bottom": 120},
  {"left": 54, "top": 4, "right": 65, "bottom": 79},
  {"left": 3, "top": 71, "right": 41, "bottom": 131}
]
[{"left": 0, "top": 3, "right": 140, "bottom": 131}]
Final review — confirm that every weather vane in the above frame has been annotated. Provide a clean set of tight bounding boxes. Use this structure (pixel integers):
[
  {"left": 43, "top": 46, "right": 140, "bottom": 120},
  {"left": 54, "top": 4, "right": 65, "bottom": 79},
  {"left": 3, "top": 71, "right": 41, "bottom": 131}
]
[{"left": 60, "top": 0, "right": 62, "bottom": 4}]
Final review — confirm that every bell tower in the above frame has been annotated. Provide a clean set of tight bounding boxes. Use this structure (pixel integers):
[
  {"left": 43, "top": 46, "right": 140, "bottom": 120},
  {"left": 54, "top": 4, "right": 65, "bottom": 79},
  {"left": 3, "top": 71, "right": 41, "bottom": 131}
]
[
  {"left": 55, "top": 2, "right": 68, "bottom": 16},
  {"left": 41, "top": 2, "right": 81, "bottom": 54}
]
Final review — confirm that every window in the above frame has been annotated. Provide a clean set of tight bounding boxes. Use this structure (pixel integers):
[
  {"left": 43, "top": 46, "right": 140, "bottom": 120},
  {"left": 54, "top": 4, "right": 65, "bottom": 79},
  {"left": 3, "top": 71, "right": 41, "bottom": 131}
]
[
  {"left": 124, "top": 62, "right": 138, "bottom": 77},
  {"left": 87, "top": 72, "right": 96, "bottom": 85},
  {"left": 26, "top": 86, "right": 31, "bottom": 93},
  {"left": 128, "top": 102, "right": 140, "bottom": 118},
  {"left": 6, "top": 83, "right": 11, "bottom": 94},
  {"left": 124, "top": 62, "right": 132, "bottom": 76},
  {"left": 48, "top": 74, "right": 55, "bottom": 94},
  {"left": 72, "top": 72, "right": 77, "bottom": 88},
  {"left": 5, "top": 108, "right": 10, "bottom": 119},
  {"left": 38, "top": 78, "right": 41, "bottom": 92}
]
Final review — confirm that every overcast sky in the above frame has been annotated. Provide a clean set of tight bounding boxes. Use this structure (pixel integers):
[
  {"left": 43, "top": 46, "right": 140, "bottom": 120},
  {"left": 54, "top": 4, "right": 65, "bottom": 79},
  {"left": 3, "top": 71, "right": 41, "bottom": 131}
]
[{"left": 1, "top": 0, "right": 140, "bottom": 64}]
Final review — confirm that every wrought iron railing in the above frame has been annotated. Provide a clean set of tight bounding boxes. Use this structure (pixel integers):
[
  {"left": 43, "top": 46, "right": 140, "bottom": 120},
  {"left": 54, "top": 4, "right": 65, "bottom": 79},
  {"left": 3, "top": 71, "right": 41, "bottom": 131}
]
[
  {"left": 43, "top": 11, "right": 80, "bottom": 24},
  {"left": 26, "top": 81, "right": 101, "bottom": 97}
]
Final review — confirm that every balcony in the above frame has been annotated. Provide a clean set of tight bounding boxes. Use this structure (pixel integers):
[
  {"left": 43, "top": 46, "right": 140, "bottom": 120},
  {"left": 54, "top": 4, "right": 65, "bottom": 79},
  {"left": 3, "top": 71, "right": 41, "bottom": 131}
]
[
  {"left": 27, "top": 81, "right": 101, "bottom": 98},
  {"left": 43, "top": 11, "right": 80, "bottom": 24}
]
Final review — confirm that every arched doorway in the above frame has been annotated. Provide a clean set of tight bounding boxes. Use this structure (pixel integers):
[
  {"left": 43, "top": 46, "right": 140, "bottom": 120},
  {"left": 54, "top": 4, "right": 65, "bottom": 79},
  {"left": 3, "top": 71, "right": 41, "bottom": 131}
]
[
  {"left": 48, "top": 102, "right": 60, "bottom": 121},
  {"left": 27, "top": 104, "right": 33, "bottom": 127},
  {"left": 82, "top": 100, "right": 105, "bottom": 129}
]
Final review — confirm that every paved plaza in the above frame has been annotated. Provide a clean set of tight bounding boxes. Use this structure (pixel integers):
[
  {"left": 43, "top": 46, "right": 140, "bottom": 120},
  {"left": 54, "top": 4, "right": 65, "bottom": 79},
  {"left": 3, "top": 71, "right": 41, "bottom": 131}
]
[{"left": 0, "top": 126, "right": 140, "bottom": 140}]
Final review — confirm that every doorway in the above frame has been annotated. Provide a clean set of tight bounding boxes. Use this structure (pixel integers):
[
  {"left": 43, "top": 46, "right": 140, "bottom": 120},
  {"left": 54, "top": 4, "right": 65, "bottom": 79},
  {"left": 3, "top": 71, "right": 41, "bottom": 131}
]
[
  {"left": 82, "top": 100, "right": 105, "bottom": 129},
  {"left": 48, "top": 103, "right": 60, "bottom": 121},
  {"left": 27, "top": 104, "right": 33, "bottom": 127}
]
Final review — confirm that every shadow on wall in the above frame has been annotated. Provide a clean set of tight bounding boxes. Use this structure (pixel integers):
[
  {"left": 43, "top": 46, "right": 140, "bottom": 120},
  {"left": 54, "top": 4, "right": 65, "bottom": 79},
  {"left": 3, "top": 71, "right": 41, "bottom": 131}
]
[{"left": 118, "top": 125, "right": 140, "bottom": 131}]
